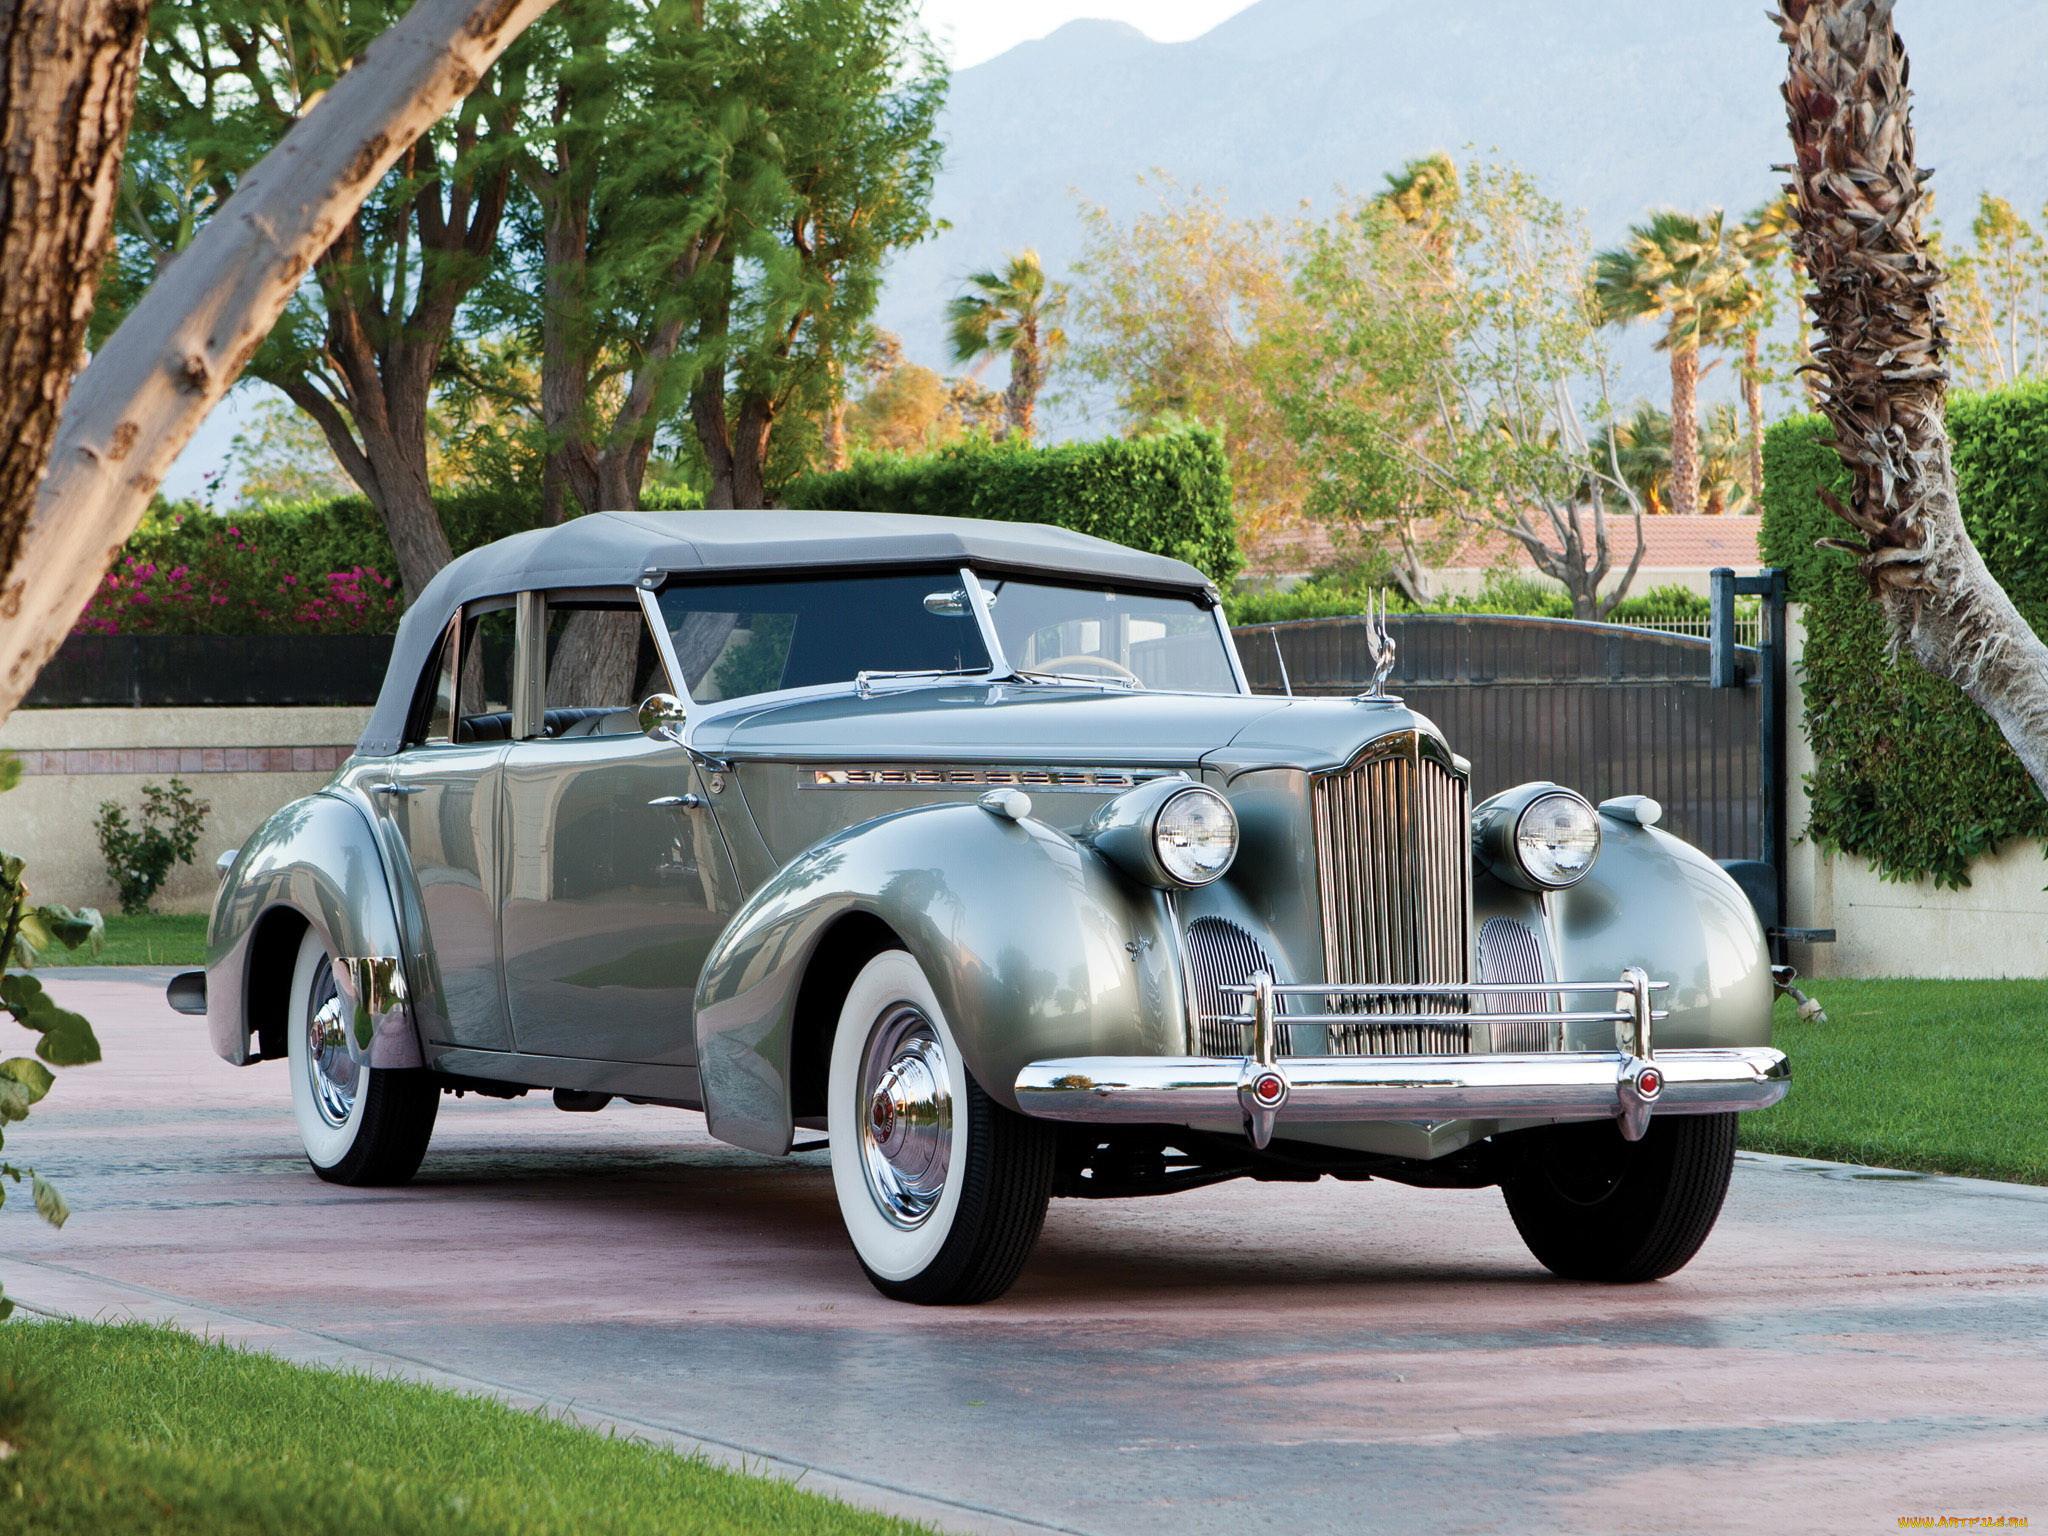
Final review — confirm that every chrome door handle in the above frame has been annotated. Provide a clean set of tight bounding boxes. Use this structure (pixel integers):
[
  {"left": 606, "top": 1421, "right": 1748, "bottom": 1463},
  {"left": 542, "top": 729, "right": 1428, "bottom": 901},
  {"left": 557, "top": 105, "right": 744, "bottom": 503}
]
[
  {"left": 374, "top": 783, "right": 421, "bottom": 797},
  {"left": 649, "top": 794, "right": 703, "bottom": 810}
]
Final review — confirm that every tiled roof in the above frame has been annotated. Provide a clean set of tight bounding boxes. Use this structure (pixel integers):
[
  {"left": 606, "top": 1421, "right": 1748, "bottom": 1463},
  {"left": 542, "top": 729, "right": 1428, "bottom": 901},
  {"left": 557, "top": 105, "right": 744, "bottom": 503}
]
[{"left": 1248, "top": 515, "right": 1762, "bottom": 576}]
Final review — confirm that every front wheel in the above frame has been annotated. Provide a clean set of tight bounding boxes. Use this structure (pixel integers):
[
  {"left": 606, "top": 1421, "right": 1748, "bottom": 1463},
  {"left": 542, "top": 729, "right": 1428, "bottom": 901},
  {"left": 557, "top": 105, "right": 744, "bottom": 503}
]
[
  {"left": 1500, "top": 1112, "right": 1737, "bottom": 1283},
  {"left": 827, "top": 950, "right": 1055, "bottom": 1304},
  {"left": 286, "top": 927, "right": 438, "bottom": 1186}
]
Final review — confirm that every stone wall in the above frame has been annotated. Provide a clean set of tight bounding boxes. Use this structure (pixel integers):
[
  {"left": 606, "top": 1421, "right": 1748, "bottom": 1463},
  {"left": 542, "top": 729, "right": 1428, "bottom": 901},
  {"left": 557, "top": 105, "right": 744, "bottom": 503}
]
[{"left": 0, "top": 707, "right": 371, "bottom": 915}]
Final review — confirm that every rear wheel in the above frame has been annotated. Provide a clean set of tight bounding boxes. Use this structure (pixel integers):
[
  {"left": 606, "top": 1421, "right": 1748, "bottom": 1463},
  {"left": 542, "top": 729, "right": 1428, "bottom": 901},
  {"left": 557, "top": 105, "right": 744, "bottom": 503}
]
[
  {"left": 1500, "top": 1112, "right": 1737, "bottom": 1283},
  {"left": 827, "top": 950, "right": 1055, "bottom": 1304},
  {"left": 287, "top": 928, "right": 438, "bottom": 1186}
]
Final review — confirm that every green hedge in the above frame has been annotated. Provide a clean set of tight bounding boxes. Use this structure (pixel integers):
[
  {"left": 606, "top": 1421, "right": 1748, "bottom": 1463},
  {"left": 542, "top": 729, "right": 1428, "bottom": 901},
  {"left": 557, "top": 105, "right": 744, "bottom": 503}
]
[
  {"left": 1761, "top": 385, "right": 2048, "bottom": 887},
  {"left": 785, "top": 427, "right": 1242, "bottom": 587}
]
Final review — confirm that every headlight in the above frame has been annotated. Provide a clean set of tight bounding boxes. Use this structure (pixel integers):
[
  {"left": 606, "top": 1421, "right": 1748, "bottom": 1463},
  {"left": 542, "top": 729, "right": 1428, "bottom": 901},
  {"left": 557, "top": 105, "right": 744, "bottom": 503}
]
[
  {"left": 1153, "top": 786, "right": 1238, "bottom": 886},
  {"left": 1515, "top": 792, "right": 1601, "bottom": 887},
  {"left": 1086, "top": 779, "right": 1240, "bottom": 888},
  {"left": 1473, "top": 783, "right": 1601, "bottom": 890}
]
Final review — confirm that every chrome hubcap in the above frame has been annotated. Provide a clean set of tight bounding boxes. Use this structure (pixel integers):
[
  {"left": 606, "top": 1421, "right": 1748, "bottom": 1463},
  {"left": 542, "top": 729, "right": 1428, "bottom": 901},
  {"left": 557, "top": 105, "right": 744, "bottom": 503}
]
[
  {"left": 305, "top": 964, "right": 360, "bottom": 1127},
  {"left": 857, "top": 1005, "right": 952, "bottom": 1229}
]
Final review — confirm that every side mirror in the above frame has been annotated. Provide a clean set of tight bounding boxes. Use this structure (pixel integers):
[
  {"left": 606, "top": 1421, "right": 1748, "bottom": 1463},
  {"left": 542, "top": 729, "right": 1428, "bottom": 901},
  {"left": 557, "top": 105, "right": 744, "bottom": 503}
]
[{"left": 638, "top": 692, "right": 688, "bottom": 744}]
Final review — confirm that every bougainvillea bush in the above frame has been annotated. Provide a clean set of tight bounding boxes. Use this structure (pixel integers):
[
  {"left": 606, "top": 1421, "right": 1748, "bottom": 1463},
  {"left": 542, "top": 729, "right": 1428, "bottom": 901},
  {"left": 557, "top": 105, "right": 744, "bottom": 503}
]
[{"left": 74, "top": 515, "right": 402, "bottom": 637}]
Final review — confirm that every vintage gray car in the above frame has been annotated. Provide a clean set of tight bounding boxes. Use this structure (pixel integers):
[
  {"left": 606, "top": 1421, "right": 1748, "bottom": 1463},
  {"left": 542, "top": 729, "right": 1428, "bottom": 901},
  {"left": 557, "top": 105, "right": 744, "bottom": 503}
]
[{"left": 173, "top": 510, "right": 1788, "bottom": 1304}]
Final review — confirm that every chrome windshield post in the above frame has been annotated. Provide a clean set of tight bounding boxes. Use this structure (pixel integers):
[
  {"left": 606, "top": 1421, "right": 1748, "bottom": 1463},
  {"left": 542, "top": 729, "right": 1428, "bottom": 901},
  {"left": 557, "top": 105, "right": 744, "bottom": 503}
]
[{"left": 960, "top": 568, "right": 1010, "bottom": 679}]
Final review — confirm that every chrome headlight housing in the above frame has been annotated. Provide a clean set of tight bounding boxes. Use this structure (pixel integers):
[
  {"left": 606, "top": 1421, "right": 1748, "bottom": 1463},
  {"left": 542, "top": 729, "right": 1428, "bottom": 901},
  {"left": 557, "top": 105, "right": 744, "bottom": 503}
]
[
  {"left": 1086, "top": 779, "right": 1239, "bottom": 888},
  {"left": 1473, "top": 783, "right": 1602, "bottom": 891}
]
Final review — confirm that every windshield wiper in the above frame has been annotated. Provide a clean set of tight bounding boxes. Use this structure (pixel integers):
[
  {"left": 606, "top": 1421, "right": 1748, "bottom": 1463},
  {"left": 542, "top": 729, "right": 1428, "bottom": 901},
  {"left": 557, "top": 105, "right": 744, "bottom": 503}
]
[
  {"left": 1011, "top": 669, "right": 1144, "bottom": 691},
  {"left": 853, "top": 666, "right": 993, "bottom": 697}
]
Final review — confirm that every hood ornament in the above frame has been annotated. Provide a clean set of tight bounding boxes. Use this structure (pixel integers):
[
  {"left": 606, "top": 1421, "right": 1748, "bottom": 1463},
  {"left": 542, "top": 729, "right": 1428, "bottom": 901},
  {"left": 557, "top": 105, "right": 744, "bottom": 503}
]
[{"left": 1355, "top": 591, "right": 1399, "bottom": 702}]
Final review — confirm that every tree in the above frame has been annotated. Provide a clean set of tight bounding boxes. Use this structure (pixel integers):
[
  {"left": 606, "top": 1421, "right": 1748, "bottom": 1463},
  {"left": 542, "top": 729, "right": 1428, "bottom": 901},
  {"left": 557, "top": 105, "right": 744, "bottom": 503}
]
[
  {"left": 1262, "top": 196, "right": 1464, "bottom": 602},
  {"left": 111, "top": 0, "right": 536, "bottom": 601},
  {"left": 688, "top": 0, "right": 944, "bottom": 508},
  {"left": 0, "top": 1, "right": 152, "bottom": 588},
  {"left": 1590, "top": 209, "right": 1749, "bottom": 518},
  {"left": 1369, "top": 162, "right": 1649, "bottom": 619},
  {"left": 1589, "top": 400, "right": 1752, "bottom": 518},
  {"left": 1943, "top": 193, "right": 2048, "bottom": 392},
  {"left": 1067, "top": 177, "right": 1306, "bottom": 543},
  {"left": 1778, "top": 0, "right": 2048, "bottom": 798},
  {"left": 945, "top": 249, "right": 1065, "bottom": 442},
  {"left": 486, "top": 0, "right": 763, "bottom": 521},
  {"left": 0, "top": 0, "right": 558, "bottom": 719},
  {"left": 1729, "top": 196, "right": 1795, "bottom": 505}
]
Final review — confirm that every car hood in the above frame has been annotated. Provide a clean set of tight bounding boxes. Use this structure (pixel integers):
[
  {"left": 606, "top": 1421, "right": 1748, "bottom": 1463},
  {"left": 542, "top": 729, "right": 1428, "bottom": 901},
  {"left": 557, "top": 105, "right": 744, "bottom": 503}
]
[{"left": 692, "top": 683, "right": 1448, "bottom": 775}]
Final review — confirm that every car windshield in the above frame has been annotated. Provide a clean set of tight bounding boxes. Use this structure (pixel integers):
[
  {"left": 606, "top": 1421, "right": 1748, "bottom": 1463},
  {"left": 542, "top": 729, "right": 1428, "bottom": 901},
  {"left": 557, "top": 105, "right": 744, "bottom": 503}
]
[
  {"left": 981, "top": 576, "right": 1241, "bottom": 694},
  {"left": 655, "top": 572, "right": 995, "bottom": 704}
]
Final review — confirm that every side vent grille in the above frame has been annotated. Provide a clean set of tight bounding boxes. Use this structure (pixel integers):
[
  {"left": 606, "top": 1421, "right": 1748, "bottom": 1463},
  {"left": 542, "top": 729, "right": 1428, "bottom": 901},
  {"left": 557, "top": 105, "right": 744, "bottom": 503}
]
[
  {"left": 1478, "top": 916, "right": 1557, "bottom": 1052},
  {"left": 1185, "top": 917, "right": 1289, "bottom": 1058}
]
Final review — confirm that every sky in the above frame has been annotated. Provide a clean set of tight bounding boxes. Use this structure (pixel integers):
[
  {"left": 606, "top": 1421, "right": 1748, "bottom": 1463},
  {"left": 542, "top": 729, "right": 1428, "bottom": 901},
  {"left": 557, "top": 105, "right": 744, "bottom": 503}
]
[{"left": 914, "top": 0, "right": 1257, "bottom": 68}]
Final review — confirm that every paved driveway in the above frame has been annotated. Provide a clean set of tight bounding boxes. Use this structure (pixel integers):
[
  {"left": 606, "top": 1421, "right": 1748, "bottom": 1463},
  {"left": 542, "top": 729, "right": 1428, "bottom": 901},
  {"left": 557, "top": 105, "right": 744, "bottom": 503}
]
[{"left": 5, "top": 971, "right": 2046, "bottom": 1535}]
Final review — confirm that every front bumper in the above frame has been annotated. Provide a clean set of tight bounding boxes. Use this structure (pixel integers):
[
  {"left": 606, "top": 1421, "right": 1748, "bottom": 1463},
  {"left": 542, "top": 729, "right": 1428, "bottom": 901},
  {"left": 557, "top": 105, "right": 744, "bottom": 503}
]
[{"left": 1012, "top": 969, "right": 1789, "bottom": 1147}]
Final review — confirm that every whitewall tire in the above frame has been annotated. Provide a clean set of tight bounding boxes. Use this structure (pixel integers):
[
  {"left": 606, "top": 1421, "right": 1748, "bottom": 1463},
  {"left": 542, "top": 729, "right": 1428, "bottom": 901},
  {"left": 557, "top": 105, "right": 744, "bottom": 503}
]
[
  {"left": 827, "top": 950, "right": 1055, "bottom": 1304},
  {"left": 286, "top": 926, "right": 438, "bottom": 1186}
]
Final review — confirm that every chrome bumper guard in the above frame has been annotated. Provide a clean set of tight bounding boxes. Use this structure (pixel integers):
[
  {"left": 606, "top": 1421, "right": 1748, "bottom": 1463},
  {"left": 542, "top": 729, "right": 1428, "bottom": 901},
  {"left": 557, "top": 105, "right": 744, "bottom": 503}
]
[{"left": 1013, "top": 969, "right": 1790, "bottom": 1150}]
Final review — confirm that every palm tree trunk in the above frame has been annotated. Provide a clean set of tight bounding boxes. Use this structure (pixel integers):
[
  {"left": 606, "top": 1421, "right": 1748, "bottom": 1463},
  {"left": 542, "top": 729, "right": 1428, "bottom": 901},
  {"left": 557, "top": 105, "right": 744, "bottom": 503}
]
[
  {"left": 1667, "top": 344, "right": 1702, "bottom": 517},
  {"left": 1743, "top": 327, "right": 1765, "bottom": 507},
  {"left": 1780, "top": 0, "right": 2048, "bottom": 799},
  {"left": 1005, "top": 334, "right": 1040, "bottom": 442}
]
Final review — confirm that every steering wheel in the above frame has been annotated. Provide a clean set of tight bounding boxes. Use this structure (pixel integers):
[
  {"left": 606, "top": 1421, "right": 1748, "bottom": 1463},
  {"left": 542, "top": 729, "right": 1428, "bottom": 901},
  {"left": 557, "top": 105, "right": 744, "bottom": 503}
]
[{"left": 1031, "top": 653, "right": 1144, "bottom": 687}]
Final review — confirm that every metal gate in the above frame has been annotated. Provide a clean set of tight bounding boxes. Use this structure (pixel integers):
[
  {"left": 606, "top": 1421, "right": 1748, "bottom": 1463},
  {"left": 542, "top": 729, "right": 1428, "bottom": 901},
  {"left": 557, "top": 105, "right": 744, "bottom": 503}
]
[{"left": 1234, "top": 614, "right": 1763, "bottom": 864}]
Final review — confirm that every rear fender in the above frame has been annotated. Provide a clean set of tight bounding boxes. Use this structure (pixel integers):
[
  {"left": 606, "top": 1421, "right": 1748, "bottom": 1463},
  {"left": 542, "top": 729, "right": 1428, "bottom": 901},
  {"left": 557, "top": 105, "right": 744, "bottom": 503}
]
[
  {"left": 693, "top": 803, "right": 1180, "bottom": 1155},
  {"left": 207, "top": 792, "right": 420, "bottom": 1069}
]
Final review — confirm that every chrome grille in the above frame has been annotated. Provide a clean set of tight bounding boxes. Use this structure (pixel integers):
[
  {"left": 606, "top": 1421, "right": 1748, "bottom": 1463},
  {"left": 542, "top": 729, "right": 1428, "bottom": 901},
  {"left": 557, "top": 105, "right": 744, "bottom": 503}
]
[
  {"left": 1185, "top": 917, "right": 1289, "bottom": 1057},
  {"left": 1478, "top": 916, "right": 1557, "bottom": 1051},
  {"left": 1312, "top": 735, "right": 1473, "bottom": 1056}
]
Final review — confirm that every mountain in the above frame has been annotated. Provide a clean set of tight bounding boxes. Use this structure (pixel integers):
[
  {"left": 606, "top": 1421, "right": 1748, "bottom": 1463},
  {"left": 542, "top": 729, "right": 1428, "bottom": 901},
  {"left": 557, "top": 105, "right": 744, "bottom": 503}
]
[{"left": 875, "top": 0, "right": 2048, "bottom": 422}]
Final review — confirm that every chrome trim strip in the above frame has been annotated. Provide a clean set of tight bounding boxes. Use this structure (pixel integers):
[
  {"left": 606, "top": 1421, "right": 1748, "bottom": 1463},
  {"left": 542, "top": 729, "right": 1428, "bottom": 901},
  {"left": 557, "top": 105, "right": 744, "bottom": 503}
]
[
  {"left": 1014, "top": 1046, "right": 1790, "bottom": 1128},
  {"left": 800, "top": 764, "right": 1168, "bottom": 791}
]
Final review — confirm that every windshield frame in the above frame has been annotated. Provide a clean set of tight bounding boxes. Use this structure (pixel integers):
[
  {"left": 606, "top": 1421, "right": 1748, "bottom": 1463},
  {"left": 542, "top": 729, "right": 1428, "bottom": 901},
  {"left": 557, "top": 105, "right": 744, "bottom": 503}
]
[{"left": 650, "top": 562, "right": 1248, "bottom": 733}]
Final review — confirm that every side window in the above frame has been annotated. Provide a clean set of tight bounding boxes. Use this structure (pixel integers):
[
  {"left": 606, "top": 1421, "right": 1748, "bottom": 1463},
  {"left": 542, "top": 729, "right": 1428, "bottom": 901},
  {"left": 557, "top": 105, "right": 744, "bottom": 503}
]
[
  {"left": 411, "top": 617, "right": 460, "bottom": 744},
  {"left": 456, "top": 605, "right": 516, "bottom": 742},
  {"left": 535, "top": 593, "right": 674, "bottom": 739}
]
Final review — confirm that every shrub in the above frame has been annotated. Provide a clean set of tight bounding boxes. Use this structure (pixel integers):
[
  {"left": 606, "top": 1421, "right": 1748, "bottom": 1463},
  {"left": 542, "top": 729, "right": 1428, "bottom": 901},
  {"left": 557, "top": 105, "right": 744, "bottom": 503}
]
[
  {"left": 785, "top": 426, "right": 1243, "bottom": 587},
  {"left": 93, "top": 780, "right": 210, "bottom": 916},
  {"left": 76, "top": 486, "right": 689, "bottom": 636},
  {"left": 1761, "top": 385, "right": 2048, "bottom": 887}
]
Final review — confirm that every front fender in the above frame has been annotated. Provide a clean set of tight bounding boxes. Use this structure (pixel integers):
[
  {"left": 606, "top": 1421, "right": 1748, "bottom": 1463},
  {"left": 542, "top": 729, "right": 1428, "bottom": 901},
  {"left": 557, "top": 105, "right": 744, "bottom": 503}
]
[
  {"left": 1549, "top": 818, "right": 1773, "bottom": 1050},
  {"left": 207, "top": 790, "right": 419, "bottom": 1069},
  {"left": 693, "top": 803, "right": 1179, "bottom": 1155}
]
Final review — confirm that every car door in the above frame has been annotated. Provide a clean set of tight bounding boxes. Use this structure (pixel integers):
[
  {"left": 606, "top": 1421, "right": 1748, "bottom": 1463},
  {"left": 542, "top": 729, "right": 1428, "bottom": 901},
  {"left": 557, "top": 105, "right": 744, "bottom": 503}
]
[
  {"left": 374, "top": 599, "right": 516, "bottom": 1050},
  {"left": 498, "top": 588, "right": 740, "bottom": 1066}
]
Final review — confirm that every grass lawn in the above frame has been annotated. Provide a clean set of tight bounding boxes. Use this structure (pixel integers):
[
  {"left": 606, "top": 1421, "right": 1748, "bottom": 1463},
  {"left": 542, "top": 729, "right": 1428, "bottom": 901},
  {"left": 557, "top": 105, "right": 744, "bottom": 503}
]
[
  {"left": 1739, "top": 977, "right": 2048, "bottom": 1186},
  {"left": 64, "top": 913, "right": 208, "bottom": 967},
  {"left": 0, "top": 1319, "right": 930, "bottom": 1536}
]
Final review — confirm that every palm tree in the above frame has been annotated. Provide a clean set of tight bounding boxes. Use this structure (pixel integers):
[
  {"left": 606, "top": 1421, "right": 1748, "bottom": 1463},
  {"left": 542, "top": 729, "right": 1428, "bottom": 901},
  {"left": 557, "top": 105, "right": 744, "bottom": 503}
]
[
  {"left": 1589, "top": 400, "right": 1674, "bottom": 515},
  {"left": 1729, "top": 196, "right": 1796, "bottom": 505},
  {"left": 1590, "top": 210, "right": 1748, "bottom": 517},
  {"left": 1374, "top": 152, "right": 1460, "bottom": 254},
  {"left": 946, "top": 250, "right": 1065, "bottom": 441}
]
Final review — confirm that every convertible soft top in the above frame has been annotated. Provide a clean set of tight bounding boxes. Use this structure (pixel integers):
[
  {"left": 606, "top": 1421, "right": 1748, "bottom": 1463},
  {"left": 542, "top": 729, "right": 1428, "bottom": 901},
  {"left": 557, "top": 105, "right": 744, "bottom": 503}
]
[{"left": 356, "top": 509, "right": 1216, "bottom": 757}]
